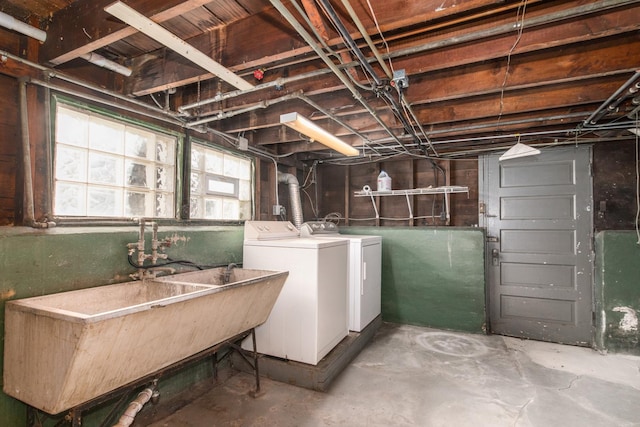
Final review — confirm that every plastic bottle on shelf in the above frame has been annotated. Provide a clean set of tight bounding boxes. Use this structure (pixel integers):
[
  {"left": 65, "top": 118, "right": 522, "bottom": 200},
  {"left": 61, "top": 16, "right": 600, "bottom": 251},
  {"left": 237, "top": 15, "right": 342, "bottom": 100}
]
[{"left": 377, "top": 171, "right": 392, "bottom": 192}]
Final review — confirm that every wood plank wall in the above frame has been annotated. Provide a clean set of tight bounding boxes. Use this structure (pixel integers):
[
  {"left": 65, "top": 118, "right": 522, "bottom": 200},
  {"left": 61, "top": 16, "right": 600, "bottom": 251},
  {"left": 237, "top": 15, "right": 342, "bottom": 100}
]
[
  {"left": 0, "top": 70, "right": 635, "bottom": 230},
  {"left": 312, "top": 158, "right": 479, "bottom": 227},
  {"left": 0, "top": 75, "right": 19, "bottom": 226}
]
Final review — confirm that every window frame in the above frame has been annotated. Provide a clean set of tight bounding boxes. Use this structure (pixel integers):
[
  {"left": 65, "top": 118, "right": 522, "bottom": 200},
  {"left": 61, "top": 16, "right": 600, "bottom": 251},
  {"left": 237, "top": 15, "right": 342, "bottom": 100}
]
[
  {"left": 187, "top": 137, "right": 255, "bottom": 222},
  {"left": 47, "top": 96, "right": 254, "bottom": 225}
]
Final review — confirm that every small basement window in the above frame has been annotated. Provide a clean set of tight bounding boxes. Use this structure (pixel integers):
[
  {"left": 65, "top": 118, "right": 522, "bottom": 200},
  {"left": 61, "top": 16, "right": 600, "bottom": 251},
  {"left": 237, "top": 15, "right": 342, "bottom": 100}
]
[
  {"left": 190, "top": 142, "right": 253, "bottom": 220},
  {"left": 53, "top": 104, "right": 177, "bottom": 218}
]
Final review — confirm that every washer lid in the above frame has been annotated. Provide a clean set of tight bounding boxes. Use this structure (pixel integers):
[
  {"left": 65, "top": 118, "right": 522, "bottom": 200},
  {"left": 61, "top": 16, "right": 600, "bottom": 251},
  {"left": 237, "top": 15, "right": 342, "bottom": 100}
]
[{"left": 243, "top": 237, "right": 347, "bottom": 249}]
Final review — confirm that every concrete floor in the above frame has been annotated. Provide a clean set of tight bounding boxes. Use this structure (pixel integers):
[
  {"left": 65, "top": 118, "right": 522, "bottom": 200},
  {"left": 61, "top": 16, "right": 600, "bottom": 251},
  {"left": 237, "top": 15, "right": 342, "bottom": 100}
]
[{"left": 143, "top": 323, "right": 640, "bottom": 426}]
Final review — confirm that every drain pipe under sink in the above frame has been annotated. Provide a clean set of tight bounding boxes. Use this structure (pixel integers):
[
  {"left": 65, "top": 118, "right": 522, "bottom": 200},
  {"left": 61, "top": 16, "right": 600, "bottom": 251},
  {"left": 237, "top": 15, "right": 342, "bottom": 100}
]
[
  {"left": 113, "top": 386, "right": 156, "bottom": 427},
  {"left": 277, "top": 171, "right": 303, "bottom": 228}
]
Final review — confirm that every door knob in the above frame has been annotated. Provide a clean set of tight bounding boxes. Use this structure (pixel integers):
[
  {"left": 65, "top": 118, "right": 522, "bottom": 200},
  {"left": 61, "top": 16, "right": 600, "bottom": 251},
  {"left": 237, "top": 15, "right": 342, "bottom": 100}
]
[{"left": 491, "top": 248, "right": 499, "bottom": 266}]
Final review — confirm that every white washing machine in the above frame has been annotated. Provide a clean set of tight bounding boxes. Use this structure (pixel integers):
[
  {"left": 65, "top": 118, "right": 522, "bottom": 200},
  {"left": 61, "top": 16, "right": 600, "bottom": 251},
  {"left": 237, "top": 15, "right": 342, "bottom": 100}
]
[
  {"left": 242, "top": 221, "right": 348, "bottom": 365},
  {"left": 301, "top": 221, "right": 382, "bottom": 332}
]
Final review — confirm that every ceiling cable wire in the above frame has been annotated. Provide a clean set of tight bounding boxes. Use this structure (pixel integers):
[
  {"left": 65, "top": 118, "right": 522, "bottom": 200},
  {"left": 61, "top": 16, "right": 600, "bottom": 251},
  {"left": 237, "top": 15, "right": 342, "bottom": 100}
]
[
  {"left": 364, "top": 0, "right": 394, "bottom": 75},
  {"left": 497, "top": 0, "right": 528, "bottom": 124},
  {"left": 316, "top": 0, "right": 428, "bottom": 155},
  {"left": 270, "top": 0, "right": 408, "bottom": 154},
  {"left": 341, "top": 0, "right": 393, "bottom": 80},
  {"left": 349, "top": 0, "right": 436, "bottom": 156}
]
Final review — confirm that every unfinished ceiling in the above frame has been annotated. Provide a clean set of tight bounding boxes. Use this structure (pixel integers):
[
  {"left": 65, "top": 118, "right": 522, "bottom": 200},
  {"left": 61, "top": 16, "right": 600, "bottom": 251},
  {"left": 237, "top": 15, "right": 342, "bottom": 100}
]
[{"left": 2, "top": 0, "right": 640, "bottom": 161}]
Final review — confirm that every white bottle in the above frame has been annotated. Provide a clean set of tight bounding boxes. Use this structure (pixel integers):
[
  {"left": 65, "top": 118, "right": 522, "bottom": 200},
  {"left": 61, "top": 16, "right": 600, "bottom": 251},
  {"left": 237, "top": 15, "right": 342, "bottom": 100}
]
[{"left": 377, "top": 171, "right": 392, "bottom": 192}]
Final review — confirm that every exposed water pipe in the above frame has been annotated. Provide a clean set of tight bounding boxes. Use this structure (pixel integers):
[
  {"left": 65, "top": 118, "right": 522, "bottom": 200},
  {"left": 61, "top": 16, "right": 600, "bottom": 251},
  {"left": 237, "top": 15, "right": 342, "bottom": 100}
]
[
  {"left": 176, "top": 0, "right": 632, "bottom": 154},
  {"left": 30, "top": 77, "right": 184, "bottom": 127},
  {"left": 0, "top": 11, "right": 46, "bottom": 42},
  {"left": 19, "top": 79, "right": 55, "bottom": 228},
  {"left": 177, "top": 68, "right": 331, "bottom": 113},
  {"left": 0, "top": 49, "right": 184, "bottom": 127},
  {"left": 188, "top": 90, "right": 378, "bottom": 153},
  {"left": 187, "top": 90, "right": 304, "bottom": 127},
  {"left": 277, "top": 171, "right": 303, "bottom": 228},
  {"left": 80, "top": 52, "right": 132, "bottom": 77},
  {"left": 113, "top": 386, "right": 156, "bottom": 427},
  {"left": 583, "top": 70, "right": 640, "bottom": 126}
]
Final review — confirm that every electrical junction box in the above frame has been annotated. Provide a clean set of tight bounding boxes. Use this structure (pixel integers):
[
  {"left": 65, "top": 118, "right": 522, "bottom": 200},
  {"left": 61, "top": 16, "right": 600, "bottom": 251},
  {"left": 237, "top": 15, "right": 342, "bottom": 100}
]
[
  {"left": 392, "top": 69, "right": 409, "bottom": 89},
  {"left": 237, "top": 136, "right": 249, "bottom": 151}
]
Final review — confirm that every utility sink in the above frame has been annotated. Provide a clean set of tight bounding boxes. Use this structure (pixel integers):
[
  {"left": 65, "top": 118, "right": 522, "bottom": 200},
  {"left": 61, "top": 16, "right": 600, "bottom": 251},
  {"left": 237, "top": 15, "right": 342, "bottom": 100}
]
[{"left": 3, "top": 267, "right": 288, "bottom": 414}]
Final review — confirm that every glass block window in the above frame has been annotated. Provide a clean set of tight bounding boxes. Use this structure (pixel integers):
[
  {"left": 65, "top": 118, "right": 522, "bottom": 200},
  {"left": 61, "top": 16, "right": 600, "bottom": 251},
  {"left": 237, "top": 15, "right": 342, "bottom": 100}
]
[
  {"left": 54, "top": 104, "right": 176, "bottom": 218},
  {"left": 190, "top": 142, "right": 253, "bottom": 220}
]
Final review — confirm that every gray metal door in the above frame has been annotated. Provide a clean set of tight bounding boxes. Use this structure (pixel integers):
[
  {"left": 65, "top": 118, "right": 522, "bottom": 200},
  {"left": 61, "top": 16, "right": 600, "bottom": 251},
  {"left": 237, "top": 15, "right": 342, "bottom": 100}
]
[{"left": 480, "top": 146, "right": 593, "bottom": 345}]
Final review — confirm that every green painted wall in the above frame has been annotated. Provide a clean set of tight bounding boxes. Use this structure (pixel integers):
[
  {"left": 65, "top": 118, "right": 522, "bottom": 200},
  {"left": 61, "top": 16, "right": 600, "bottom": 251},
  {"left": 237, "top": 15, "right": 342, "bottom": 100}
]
[
  {"left": 595, "top": 231, "right": 640, "bottom": 355},
  {"left": 5, "top": 225, "right": 638, "bottom": 424},
  {"left": 0, "top": 225, "right": 243, "bottom": 426},
  {"left": 343, "top": 227, "right": 486, "bottom": 333}
]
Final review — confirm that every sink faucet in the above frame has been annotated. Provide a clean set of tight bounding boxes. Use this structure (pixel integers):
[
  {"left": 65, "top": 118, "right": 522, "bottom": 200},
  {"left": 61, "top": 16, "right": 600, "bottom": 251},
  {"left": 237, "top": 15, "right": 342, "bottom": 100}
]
[
  {"left": 127, "top": 218, "right": 172, "bottom": 280},
  {"left": 223, "top": 263, "right": 238, "bottom": 284}
]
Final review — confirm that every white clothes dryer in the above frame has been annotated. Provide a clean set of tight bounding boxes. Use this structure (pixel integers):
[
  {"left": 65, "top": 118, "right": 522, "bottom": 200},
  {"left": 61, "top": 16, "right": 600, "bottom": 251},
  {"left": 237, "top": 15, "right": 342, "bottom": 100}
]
[{"left": 301, "top": 221, "right": 382, "bottom": 332}]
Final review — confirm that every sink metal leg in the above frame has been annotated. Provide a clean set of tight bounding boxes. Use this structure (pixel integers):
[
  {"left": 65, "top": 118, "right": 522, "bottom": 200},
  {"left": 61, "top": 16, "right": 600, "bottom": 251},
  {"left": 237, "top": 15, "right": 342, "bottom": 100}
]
[
  {"left": 252, "top": 328, "right": 261, "bottom": 393},
  {"left": 213, "top": 352, "right": 219, "bottom": 382},
  {"left": 227, "top": 328, "right": 261, "bottom": 395},
  {"left": 26, "top": 406, "right": 36, "bottom": 427}
]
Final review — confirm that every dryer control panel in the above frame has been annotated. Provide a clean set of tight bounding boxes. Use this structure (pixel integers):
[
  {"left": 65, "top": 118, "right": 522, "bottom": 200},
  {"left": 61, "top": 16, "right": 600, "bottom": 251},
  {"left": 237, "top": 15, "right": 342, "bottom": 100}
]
[{"left": 244, "top": 221, "right": 299, "bottom": 240}]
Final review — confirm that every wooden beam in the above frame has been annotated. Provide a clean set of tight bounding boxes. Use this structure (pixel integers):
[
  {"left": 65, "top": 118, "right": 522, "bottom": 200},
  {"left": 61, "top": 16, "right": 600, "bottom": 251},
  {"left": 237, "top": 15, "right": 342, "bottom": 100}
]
[
  {"left": 405, "top": 35, "right": 640, "bottom": 105},
  {"left": 0, "top": 55, "right": 42, "bottom": 80},
  {"left": 387, "top": 4, "right": 640, "bottom": 79},
  {"left": 42, "top": 0, "right": 221, "bottom": 66},
  {"left": 127, "top": 0, "right": 517, "bottom": 95},
  {"left": 415, "top": 76, "right": 630, "bottom": 125},
  {"left": 173, "top": 2, "right": 639, "bottom": 127}
]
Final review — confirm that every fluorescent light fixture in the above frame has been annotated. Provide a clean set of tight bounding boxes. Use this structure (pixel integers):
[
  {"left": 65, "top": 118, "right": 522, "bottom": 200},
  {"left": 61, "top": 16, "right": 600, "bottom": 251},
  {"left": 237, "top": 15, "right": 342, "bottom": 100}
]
[
  {"left": 280, "top": 112, "right": 359, "bottom": 156},
  {"left": 499, "top": 142, "right": 540, "bottom": 161},
  {"left": 81, "top": 52, "right": 132, "bottom": 77},
  {"left": 104, "top": 1, "right": 253, "bottom": 91},
  {"left": 0, "top": 11, "right": 46, "bottom": 42}
]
